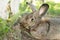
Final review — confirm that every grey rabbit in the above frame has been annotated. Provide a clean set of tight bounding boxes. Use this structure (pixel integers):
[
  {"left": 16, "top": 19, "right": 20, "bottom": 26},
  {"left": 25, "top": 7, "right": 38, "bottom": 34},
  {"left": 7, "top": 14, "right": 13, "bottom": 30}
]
[
  {"left": 20, "top": 2, "right": 50, "bottom": 39},
  {"left": 20, "top": 2, "right": 60, "bottom": 40}
]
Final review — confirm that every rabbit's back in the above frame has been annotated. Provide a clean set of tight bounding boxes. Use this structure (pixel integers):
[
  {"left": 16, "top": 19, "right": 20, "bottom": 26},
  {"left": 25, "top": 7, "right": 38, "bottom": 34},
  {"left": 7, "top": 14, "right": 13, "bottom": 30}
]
[{"left": 47, "top": 18, "right": 60, "bottom": 39}]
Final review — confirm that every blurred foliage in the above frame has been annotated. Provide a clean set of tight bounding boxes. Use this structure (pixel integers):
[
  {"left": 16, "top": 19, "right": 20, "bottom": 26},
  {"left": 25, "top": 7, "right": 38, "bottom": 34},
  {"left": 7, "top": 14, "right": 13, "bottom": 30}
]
[
  {"left": 0, "top": 18, "right": 9, "bottom": 37},
  {"left": 19, "top": 0, "right": 32, "bottom": 15},
  {"left": 46, "top": 1, "right": 60, "bottom": 16}
]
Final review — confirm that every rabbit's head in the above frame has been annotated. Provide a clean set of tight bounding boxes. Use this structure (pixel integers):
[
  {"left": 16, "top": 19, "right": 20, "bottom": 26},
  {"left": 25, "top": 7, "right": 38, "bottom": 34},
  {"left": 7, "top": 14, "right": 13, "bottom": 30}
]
[
  {"left": 20, "top": 2, "right": 49, "bottom": 29},
  {"left": 20, "top": 2, "right": 49, "bottom": 39}
]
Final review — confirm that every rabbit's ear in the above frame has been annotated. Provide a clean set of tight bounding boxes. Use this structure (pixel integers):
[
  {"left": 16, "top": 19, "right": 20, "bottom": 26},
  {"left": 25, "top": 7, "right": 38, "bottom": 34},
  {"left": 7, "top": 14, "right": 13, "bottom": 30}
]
[
  {"left": 26, "top": 2, "right": 37, "bottom": 12},
  {"left": 38, "top": 3, "right": 49, "bottom": 17}
]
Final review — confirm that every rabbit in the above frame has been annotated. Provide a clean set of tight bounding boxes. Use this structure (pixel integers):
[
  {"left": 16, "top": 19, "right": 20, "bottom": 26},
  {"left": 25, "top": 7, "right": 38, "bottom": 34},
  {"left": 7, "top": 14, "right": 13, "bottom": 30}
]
[
  {"left": 23, "top": 2, "right": 60, "bottom": 40},
  {"left": 20, "top": 2, "right": 50, "bottom": 39}
]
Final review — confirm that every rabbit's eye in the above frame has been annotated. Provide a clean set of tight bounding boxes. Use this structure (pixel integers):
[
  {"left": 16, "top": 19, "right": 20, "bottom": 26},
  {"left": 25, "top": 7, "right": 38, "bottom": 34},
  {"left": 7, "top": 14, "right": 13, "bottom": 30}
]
[{"left": 31, "top": 18, "right": 34, "bottom": 21}]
